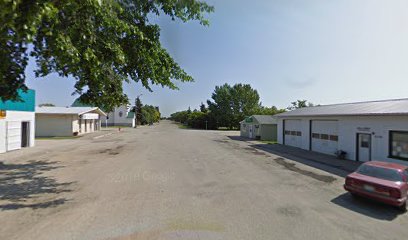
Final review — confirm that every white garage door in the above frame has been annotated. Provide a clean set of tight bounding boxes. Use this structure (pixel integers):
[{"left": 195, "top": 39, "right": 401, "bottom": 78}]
[
  {"left": 311, "top": 120, "right": 338, "bottom": 155},
  {"left": 284, "top": 120, "right": 302, "bottom": 148},
  {"left": 7, "top": 121, "right": 21, "bottom": 151}
]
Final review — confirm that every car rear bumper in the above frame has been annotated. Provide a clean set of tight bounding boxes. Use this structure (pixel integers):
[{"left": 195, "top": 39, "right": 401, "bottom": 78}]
[{"left": 344, "top": 185, "right": 407, "bottom": 207}]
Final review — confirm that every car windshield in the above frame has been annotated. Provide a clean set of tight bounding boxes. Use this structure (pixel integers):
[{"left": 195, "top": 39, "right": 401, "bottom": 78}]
[{"left": 357, "top": 165, "right": 402, "bottom": 182}]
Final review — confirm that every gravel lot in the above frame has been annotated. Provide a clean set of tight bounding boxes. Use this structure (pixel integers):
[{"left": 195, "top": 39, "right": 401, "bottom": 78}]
[{"left": 0, "top": 120, "right": 407, "bottom": 240}]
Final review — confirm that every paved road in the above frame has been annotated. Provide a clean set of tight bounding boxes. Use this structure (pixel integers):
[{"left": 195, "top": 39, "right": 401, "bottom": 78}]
[{"left": 0, "top": 121, "right": 407, "bottom": 240}]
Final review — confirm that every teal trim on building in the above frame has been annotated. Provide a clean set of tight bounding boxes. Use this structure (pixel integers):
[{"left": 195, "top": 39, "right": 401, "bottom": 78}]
[
  {"left": 127, "top": 111, "right": 135, "bottom": 119},
  {"left": 0, "top": 89, "right": 35, "bottom": 112}
]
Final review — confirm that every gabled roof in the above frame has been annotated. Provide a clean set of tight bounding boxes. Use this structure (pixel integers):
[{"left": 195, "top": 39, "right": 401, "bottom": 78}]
[
  {"left": 36, "top": 106, "right": 106, "bottom": 116},
  {"left": 276, "top": 98, "right": 408, "bottom": 118},
  {"left": 240, "top": 115, "right": 277, "bottom": 124},
  {"left": 71, "top": 98, "right": 109, "bottom": 112}
]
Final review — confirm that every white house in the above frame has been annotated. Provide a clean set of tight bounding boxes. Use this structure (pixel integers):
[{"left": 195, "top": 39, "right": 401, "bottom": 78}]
[
  {"left": 101, "top": 104, "right": 136, "bottom": 127},
  {"left": 275, "top": 99, "right": 408, "bottom": 164},
  {"left": 0, "top": 90, "right": 36, "bottom": 153},
  {"left": 35, "top": 107, "right": 106, "bottom": 137}
]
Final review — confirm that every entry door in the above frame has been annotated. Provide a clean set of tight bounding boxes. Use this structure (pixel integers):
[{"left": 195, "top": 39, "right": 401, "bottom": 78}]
[
  {"left": 21, "top": 122, "right": 30, "bottom": 148},
  {"left": 6, "top": 121, "right": 21, "bottom": 151},
  {"left": 357, "top": 133, "right": 371, "bottom": 162},
  {"left": 249, "top": 125, "right": 253, "bottom": 138}
]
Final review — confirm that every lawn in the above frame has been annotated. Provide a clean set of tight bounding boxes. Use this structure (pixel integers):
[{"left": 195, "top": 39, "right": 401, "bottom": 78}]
[{"left": 177, "top": 124, "right": 191, "bottom": 129}]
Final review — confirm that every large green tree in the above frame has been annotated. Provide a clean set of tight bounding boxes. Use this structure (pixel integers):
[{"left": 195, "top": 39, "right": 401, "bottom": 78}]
[
  {"left": 0, "top": 0, "right": 214, "bottom": 111},
  {"left": 207, "top": 83, "right": 261, "bottom": 129}
]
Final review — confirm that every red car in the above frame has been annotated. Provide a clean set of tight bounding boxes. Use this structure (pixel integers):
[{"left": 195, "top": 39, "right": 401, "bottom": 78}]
[{"left": 344, "top": 161, "right": 408, "bottom": 210}]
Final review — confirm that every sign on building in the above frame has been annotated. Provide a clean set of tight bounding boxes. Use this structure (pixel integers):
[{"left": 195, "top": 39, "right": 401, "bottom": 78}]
[{"left": 0, "top": 110, "right": 6, "bottom": 119}]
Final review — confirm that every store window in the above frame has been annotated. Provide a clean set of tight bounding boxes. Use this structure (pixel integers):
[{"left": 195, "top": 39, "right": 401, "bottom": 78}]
[{"left": 389, "top": 131, "right": 408, "bottom": 160}]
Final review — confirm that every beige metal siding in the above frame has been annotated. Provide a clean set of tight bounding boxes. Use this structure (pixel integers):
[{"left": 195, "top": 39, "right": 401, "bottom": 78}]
[
  {"left": 72, "top": 115, "right": 80, "bottom": 134},
  {"left": 260, "top": 124, "right": 277, "bottom": 141},
  {"left": 35, "top": 114, "right": 73, "bottom": 137}
]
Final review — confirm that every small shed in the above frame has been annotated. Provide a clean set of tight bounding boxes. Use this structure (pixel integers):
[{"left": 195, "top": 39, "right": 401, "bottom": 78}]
[{"left": 240, "top": 115, "right": 277, "bottom": 141}]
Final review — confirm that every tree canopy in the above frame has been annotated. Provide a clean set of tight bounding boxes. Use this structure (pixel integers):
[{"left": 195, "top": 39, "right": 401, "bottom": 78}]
[
  {"left": 207, "top": 83, "right": 261, "bottom": 129},
  {"left": 38, "top": 103, "right": 55, "bottom": 107},
  {"left": 0, "top": 0, "right": 214, "bottom": 111},
  {"left": 170, "top": 83, "right": 286, "bottom": 130},
  {"left": 141, "top": 105, "right": 160, "bottom": 125},
  {"left": 287, "top": 100, "right": 315, "bottom": 110}
]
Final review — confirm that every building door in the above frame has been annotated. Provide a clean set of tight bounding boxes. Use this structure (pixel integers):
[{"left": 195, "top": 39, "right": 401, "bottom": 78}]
[
  {"left": 21, "top": 122, "right": 30, "bottom": 148},
  {"left": 311, "top": 120, "right": 339, "bottom": 155},
  {"left": 6, "top": 121, "right": 21, "bottom": 151},
  {"left": 357, "top": 133, "right": 371, "bottom": 162},
  {"left": 284, "top": 120, "right": 302, "bottom": 148},
  {"left": 249, "top": 125, "right": 253, "bottom": 138}
]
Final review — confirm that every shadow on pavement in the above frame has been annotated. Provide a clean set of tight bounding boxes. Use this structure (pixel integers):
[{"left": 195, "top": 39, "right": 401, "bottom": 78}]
[
  {"left": 0, "top": 160, "right": 73, "bottom": 211},
  {"left": 227, "top": 136, "right": 361, "bottom": 178},
  {"left": 331, "top": 193, "right": 404, "bottom": 221}
]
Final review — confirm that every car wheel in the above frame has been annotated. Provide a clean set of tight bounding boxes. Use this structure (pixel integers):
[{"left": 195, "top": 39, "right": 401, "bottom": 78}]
[
  {"left": 350, "top": 192, "right": 358, "bottom": 198},
  {"left": 398, "top": 202, "right": 407, "bottom": 212}
]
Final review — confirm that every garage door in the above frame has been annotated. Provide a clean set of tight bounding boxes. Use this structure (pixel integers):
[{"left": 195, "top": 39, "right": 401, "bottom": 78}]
[
  {"left": 7, "top": 121, "right": 21, "bottom": 151},
  {"left": 284, "top": 120, "right": 302, "bottom": 148},
  {"left": 311, "top": 120, "right": 338, "bottom": 155}
]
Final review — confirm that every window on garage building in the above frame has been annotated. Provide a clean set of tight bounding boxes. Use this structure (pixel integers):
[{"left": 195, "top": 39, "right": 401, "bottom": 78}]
[
  {"left": 329, "top": 135, "right": 338, "bottom": 141},
  {"left": 312, "top": 133, "right": 320, "bottom": 139},
  {"left": 320, "top": 134, "right": 329, "bottom": 140},
  {"left": 290, "top": 131, "right": 296, "bottom": 135},
  {"left": 285, "top": 130, "right": 290, "bottom": 135},
  {"left": 296, "top": 131, "right": 302, "bottom": 136},
  {"left": 389, "top": 131, "right": 408, "bottom": 160}
]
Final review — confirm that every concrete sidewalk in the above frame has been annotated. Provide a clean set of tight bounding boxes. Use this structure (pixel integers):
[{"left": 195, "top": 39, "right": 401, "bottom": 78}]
[{"left": 228, "top": 136, "right": 362, "bottom": 178}]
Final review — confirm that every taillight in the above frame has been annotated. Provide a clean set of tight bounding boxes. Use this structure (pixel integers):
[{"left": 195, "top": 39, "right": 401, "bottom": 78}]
[
  {"left": 389, "top": 188, "right": 401, "bottom": 198},
  {"left": 346, "top": 177, "right": 354, "bottom": 186}
]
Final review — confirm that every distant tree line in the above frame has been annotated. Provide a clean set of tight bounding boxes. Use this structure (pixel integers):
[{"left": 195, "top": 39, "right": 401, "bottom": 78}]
[
  {"left": 169, "top": 83, "right": 311, "bottom": 130},
  {"left": 133, "top": 97, "right": 160, "bottom": 125}
]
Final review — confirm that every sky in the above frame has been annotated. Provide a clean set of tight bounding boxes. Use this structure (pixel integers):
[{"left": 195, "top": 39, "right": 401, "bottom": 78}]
[{"left": 25, "top": 0, "right": 408, "bottom": 116}]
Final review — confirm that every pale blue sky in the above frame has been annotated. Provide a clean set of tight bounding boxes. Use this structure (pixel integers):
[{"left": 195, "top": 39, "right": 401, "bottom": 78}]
[{"left": 26, "top": 0, "right": 408, "bottom": 116}]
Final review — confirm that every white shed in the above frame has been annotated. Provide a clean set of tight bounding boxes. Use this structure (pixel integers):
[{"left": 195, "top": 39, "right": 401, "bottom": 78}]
[
  {"left": 275, "top": 98, "right": 408, "bottom": 165},
  {"left": 240, "top": 115, "right": 277, "bottom": 141},
  {"left": 35, "top": 107, "right": 106, "bottom": 137}
]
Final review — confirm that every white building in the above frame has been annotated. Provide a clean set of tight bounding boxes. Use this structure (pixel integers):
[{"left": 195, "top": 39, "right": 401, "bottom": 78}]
[
  {"left": 101, "top": 104, "right": 136, "bottom": 127},
  {"left": 35, "top": 107, "right": 106, "bottom": 137},
  {"left": 0, "top": 90, "right": 36, "bottom": 153},
  {"left": 240, "top": 115, "right": 277, "bottom": 141},
  {"left": 275, "top": 99, "right": 408, "bottom": 164}
]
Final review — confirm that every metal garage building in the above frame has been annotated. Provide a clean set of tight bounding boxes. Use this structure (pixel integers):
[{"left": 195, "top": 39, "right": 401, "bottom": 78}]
[
  {"left": 0, "top": 90, "right": 36, "bottom": 153},
  {"left": 275, "top": 98, "right": 408, "bottom": 164},
  {"left": 35, "top": 107, "right": 106, "bottom": 137},
  {"left": 240, "top": 115, "right": 277, "bottom": 141}
]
